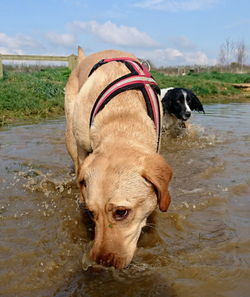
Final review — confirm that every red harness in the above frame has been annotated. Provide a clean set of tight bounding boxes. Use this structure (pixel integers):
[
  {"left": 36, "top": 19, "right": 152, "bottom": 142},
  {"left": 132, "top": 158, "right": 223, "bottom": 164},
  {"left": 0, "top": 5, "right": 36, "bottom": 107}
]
[{"left": 89, "top": 57, "right": 162, "bottom": 152}]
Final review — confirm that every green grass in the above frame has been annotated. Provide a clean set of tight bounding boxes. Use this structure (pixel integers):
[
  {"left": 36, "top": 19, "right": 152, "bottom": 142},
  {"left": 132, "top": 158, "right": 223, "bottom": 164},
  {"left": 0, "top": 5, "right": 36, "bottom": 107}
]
[
  {"left": 151, "top": 70, "right": 250, "bottom": 103},
  {"left": 0, "top": 67, "right": 70, "bottom": 125},
  {"left": 186, "top": 71, "right": 250, "bottom": 83},
  {"left": 0, "top": 67, "right": 249, "bottom": 125}
]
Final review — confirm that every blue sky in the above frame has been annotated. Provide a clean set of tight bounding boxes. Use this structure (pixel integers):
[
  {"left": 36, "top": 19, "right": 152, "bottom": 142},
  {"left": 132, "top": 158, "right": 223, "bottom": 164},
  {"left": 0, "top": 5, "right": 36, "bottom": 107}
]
[{"left": 1, "top": 0, "right": 250, "bottom": 66}]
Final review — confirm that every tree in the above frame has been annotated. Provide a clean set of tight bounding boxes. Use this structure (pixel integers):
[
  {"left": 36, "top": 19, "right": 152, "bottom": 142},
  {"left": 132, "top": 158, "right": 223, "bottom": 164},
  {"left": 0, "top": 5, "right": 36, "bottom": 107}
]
[
  {"left": 218, "top": 46, "right": 226, "bottom": 66},
  {"left": 235, "top": 40, "right": 247, "bottom": 72},
  {"left": 218, "top": 38, "right": 235, "bottom": 70},
  {"left": 218, "top": 38, "right": 248, "bottom": 72},
  {"left": 225, "top": 39, "right": 235, "bottom": 65}
]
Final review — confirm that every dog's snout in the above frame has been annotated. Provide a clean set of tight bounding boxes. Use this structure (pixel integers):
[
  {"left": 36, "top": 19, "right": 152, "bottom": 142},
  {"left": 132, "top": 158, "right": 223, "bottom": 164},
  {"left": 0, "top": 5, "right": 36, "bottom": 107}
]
[
  {"left": 185, "top": 111, "right": 191, "bottom": 118},
  {"left": 95, "top": 253, "right": 114, "bottom": 267},
  {"left": 91, "top": 251, "right": 121, "bottom": 268},
  {"left": 90, "top": 248, "right": 128, "bottom": 269}
]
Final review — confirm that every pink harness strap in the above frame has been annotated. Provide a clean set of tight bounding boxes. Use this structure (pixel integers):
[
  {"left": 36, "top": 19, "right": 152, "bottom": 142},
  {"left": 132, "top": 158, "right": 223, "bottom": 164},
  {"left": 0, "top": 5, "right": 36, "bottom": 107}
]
[{"left": 89, "top": 58, "right": 162, "bottom": 152}]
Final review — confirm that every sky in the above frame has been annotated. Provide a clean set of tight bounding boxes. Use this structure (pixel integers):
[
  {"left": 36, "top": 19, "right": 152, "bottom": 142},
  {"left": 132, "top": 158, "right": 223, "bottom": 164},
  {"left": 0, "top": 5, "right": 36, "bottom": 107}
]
[{"left": 0, "top": 0, "right": 250, "bottom": 67}]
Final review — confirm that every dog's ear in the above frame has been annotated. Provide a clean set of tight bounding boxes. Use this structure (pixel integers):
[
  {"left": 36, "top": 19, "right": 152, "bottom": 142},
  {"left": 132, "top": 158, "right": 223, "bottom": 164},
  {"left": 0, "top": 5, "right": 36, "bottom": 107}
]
[
  {"left": 141, "top": 154, "right": 172, "bottom": 212},
  {"left": 161, "top": 92, "right": 173, "bottom": 114},
  {"left": 78, "top": 46, "right": 85, "bottom": 61},
  {"left": 188, "top": 91, "right": 205, "bottom": 113}
]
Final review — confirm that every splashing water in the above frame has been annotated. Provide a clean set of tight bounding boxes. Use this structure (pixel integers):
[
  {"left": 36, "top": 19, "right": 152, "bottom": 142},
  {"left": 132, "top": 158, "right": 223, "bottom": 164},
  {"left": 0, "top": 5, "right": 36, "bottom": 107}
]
[{"left": 0, "top": 104, "right": 250, "bottom": 297}]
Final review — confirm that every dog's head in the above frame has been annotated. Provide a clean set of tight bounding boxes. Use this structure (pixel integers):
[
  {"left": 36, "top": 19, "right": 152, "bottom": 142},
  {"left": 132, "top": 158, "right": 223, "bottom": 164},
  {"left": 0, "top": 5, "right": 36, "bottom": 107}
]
[
  {"left": 161, "top": 88, "right": 204, "bottom": 121},
  {"left": 77, "top": 151, "right": 172, "bottom": 269}
]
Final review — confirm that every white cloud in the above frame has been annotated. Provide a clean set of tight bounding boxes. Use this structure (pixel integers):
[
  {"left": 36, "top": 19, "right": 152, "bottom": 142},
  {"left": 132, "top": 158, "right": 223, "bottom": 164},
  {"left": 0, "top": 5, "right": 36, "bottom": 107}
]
[
  {"left": 138, "top": 48, "right": 214, "bottom": 66},
  {"left": 0, "top": 33, "right": 41, "bottom": 51},
  {"left": 71, "top": 20, "right": 159, "bottom": 48},
  {"left": 184, "top": 51, "right": 212, "bottom": 64},
  {"left": 0, "top": 32, "right": 76, "bottom": 55},
  {"left": 45, "top": 32, "right": 75, "bottom": 46},
  {"left": 134, "top": 0, "right": 218, "bottom": 12},
  {"left": 0, "top": 46, "right": 24, "bottom": 55},
  {"left": 0, "top": 30, "right": 217, "bottom": 67}
]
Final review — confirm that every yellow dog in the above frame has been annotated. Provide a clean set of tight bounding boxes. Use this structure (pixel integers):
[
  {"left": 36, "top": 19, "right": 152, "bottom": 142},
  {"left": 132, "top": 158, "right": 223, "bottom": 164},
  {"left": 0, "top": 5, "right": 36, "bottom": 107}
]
[{"left": 65, "top": 47, "right": 172, "bottom": 268}]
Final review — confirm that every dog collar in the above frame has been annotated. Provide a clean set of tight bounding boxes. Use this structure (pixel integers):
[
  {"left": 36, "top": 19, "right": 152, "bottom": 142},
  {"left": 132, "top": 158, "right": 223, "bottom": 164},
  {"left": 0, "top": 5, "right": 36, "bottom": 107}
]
[{"left": 88, "top": 57, "right": 162, "bottom": 152}]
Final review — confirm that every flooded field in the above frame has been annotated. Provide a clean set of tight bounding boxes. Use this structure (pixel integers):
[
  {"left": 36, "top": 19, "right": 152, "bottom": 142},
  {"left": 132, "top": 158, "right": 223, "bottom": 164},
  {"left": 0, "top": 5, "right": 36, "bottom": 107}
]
[{"left": 0, "top": 103, "right": 249, "bottom": 297}]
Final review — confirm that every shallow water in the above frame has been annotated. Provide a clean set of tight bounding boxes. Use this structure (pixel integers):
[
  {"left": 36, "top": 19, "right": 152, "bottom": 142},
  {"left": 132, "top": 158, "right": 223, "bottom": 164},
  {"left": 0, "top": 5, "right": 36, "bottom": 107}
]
[{"left": 0, "top": 104, "right": 249, "bottom": 297}]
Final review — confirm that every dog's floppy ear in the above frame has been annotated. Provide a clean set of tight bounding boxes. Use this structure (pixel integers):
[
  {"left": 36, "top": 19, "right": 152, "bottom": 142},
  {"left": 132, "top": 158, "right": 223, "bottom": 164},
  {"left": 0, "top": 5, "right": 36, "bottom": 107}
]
[
  {"left": 188, "top": 91, "right": 205, "bottom": 113},
  {"left": 141, "top": 154, "right": 172, "bottom": 212},
  {"left": 161, "top": 92, "right": 173, "bottom": 114}
]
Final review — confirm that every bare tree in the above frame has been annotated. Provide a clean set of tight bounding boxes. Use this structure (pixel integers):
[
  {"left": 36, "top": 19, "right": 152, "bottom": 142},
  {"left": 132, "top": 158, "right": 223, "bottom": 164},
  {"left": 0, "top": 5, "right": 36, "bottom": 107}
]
[
  {"left": 218, "top": 38, "right": 235, "bottom": 70},
  {"left": 218, "top": 46, "right": 226, "bottom": 65},
  {"left": 218, "top": 46, "right": 226, "bottom": 67},
  {"left": 235, "top": 40, "right": 247, "bottom": 72}
]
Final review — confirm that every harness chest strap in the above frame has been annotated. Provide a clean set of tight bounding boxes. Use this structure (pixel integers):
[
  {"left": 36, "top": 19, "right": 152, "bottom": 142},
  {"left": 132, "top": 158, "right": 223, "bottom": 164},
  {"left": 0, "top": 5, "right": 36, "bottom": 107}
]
[{"left": 88, "top": 58, "right": 162, "bottom": 152}]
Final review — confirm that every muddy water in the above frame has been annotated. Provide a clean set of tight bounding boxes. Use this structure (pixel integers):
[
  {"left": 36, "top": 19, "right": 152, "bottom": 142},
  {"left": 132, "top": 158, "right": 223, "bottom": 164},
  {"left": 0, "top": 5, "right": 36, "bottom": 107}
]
[{"left": 0, "top": 104, "right": 249, "bottom": 297}]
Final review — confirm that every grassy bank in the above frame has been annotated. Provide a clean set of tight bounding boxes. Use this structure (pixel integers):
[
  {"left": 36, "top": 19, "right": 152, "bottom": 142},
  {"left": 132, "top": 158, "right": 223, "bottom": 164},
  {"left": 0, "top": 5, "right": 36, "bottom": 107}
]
[
  {"left": 152, "top": 70, "right": 250, "bottom": 103},
  {"left": 0, "top": 67, "right": 70, "bottom": 125},
  {"left": 0, "top": 67, "right": 250, "bottom": 125}
]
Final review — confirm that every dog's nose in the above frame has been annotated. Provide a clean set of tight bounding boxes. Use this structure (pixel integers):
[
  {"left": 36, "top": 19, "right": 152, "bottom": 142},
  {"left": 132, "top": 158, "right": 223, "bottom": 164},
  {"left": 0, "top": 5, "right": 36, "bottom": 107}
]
[
  {"left": 185, "top": 111, "right": 191, "bottom": 118},
  {"left": 96, "top": 253, "right": 115, "bottom": 267},
  {"left": 90, "top": 249, "right": 127, "bottom": 269}
]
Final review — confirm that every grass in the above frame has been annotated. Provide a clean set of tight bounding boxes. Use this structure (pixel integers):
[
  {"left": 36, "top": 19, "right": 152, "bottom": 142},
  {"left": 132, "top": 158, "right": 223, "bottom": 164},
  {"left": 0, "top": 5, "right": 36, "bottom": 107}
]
[
  {"left": 184, "top": 71, "right": 250, "bottom": 83},
  {"left": 0, "top": 67, "right": 249, "bottom": 125},
  {"left": 0, "top": 67, "right": 70, "bottom": 125},
  {"left": 151, "top": 70, "right": 250, "bottom": 103}
]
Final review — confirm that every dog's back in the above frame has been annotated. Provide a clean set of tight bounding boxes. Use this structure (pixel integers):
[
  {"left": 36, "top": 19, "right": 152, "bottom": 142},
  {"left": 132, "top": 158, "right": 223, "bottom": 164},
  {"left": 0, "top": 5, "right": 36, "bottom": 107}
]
[{"left": 66, "top": 49, "right": 159, "bottom": 157}]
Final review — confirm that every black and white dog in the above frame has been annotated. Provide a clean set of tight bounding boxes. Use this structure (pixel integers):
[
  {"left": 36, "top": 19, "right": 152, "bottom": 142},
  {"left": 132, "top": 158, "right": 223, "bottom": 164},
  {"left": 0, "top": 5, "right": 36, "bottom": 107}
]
[{"left": 161, "top": 87, "right": 205, "bottom": 135}]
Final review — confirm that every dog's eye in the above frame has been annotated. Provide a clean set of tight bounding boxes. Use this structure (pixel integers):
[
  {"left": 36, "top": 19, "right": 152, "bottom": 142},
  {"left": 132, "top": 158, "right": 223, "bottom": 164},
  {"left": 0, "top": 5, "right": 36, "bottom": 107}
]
[{"left": 112, "top": 209, "right": 130, "bottom": 221}]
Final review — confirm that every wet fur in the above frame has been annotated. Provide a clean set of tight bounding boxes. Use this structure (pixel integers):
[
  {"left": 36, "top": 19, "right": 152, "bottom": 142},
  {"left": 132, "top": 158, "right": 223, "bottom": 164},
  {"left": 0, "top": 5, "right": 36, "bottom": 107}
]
[
  {"left": 65, "top": 48, "right": 172, "bottom": 269},
  {"left": 161, "top": 87, "right": 204, "bottom": 136}
]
